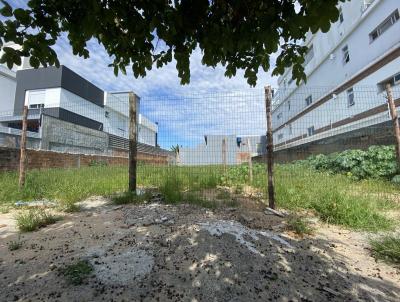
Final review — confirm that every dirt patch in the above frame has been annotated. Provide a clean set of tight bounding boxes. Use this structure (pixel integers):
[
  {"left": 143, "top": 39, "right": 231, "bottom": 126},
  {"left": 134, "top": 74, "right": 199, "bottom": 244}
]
[{"left": 0, "top": 199, "right": 399, "bottom": 301}]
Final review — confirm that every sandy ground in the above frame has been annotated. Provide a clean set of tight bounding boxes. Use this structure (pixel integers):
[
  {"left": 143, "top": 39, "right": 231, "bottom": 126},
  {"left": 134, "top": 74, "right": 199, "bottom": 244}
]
[{"left": 0, "top": 197, "right": 399, "bottom": 302}]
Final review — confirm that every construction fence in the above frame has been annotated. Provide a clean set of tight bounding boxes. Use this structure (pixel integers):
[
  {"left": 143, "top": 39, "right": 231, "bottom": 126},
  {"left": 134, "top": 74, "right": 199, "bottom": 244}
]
[{"left": 0, "top": 84, "right": 399, "bottom": 205}]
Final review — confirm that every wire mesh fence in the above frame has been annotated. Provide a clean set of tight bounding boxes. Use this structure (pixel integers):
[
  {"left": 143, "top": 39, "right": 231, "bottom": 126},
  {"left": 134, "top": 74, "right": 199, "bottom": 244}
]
[{"left": 0, "top": 84, "right": 399, "bottom": 212}]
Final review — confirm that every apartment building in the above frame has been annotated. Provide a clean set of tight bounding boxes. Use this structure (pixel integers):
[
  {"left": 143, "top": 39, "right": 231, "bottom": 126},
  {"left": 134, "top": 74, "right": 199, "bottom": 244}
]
[
  {"left": 272, "top": 0, "right": 400, "bottom": 155},
  {"left": 0, "top": 65, "right": 159, "bottom": 153}
]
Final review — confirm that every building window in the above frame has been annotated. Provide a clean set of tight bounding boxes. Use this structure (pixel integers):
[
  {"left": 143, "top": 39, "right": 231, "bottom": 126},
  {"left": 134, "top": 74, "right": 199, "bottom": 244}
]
[
  {"left": 339, "top": 7, "right": 344, "bottom": 23},
  {"left": 377, "top": 72, "right": 400, "bottom": 92},
  {"left": 307, "top": 126, "right": 315, "bottom": 136},
  {"left": 305, "top": 95, "right": 313, "bottom": 106},
  {"left": 347, "top": 88, "right": 355, "bottom": 107},
  {"left": 278, "top": 133, "right": 284, "bottom": 140},
  {"left": 303, "top": 44, "right": 314, "bottom": 66},
  {"left": 105, "top": 111, "right": 110, "bottom": 118},
  {"left": 277, "top": 112, "right": 283, "bottom": 120},
  {"left": 342, "top": 45, "right": 350, "bottom": 64},
  {"left": 370, "top": 10, "right": 399, "bottom": 42},
  {"left": 29, "top": 103, "right": 44, "bottom": 109}
]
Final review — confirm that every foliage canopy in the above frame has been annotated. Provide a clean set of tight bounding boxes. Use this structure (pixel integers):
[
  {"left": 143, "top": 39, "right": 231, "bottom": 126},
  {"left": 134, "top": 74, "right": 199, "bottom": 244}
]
[{"left": 1, "top": 0, "right": 344, "bottom": 85}]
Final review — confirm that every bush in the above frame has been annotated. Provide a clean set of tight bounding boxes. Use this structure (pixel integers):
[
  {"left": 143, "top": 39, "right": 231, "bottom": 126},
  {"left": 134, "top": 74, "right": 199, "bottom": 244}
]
[
  {"left": 15, "top": 208, "right": 61, "bottom": 232},
  {"left": 305, "top": 145, "right": 398, "bottom": 180}
]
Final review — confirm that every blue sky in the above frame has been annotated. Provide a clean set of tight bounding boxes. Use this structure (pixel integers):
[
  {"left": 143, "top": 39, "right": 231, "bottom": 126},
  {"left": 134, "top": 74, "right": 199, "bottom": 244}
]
[{"left": 5, "top": 0, "right": 279, "bottom": 149}]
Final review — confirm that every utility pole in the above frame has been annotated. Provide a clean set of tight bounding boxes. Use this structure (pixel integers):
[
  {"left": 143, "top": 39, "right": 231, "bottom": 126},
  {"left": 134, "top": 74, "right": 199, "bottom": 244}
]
[
  {"left": 128, "top": 92, "right": 138, "bottom": 193},
  {"left": 265, "top": 86, "right": 275, "bottom": 209},
  {"left": 386, "top": 83, "right": 400, "bottom": 167},
  {"left": 19, "top": 106, "right": 28, "bottom": 188}
]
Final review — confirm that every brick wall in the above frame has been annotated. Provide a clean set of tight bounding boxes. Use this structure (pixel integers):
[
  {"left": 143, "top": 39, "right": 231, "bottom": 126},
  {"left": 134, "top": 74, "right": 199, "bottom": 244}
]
[{"left": 0, "top": 147, "right": 169, "bottom": 172}]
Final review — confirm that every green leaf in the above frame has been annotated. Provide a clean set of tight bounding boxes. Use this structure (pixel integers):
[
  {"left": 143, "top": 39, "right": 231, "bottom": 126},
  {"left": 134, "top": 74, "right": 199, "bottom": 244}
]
[{"left": 0, "top": 1, "right": 12, "bottom": 17}]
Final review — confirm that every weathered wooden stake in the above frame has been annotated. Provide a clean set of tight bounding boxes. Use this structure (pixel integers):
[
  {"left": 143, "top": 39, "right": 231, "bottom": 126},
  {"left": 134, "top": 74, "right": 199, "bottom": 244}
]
[
  {"left": 128, "top": 92, "right": 138, "bottom": 193},
  {"left": 19, "top": 106, "right": 28, "bottom": 188},
  {"left": 386, "top": 83, "right": 400, "bottom": 167},
  {"left": 265, "top": 86, "right": 275, "bottom": 209},
  {"left": 222, "top": 137, "right": 227, "bottom": 172},
  {"left": 247, "top": 138, "right": 253, "bottom": 183}
]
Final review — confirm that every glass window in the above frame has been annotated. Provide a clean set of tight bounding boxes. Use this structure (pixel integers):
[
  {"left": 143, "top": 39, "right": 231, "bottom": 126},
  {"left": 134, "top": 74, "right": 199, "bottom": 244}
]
[
  {"left": 369, "top": 10, "right": 399, "bottom": 42},
  {"left": 342, "top": 45, "right": 350, "bottom": 64},
  {"left": 307, "top": 126, "right": 315, "bottom": 136},
  {"left": 347, "top": 88, "right": 355, "bottom": 107},
  {"left": 305, "top": 95, "right": 313, "bottom": 106}
]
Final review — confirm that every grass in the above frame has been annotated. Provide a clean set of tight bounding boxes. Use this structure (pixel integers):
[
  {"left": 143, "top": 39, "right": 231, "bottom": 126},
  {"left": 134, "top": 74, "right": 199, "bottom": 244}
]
[
  {"left": 370, "top": 235, "right": 400, "bottom": 265},
  {"left": 15, "top": 208, "right": 61, "bottom": 232},
  {"left": 0, "top": 162, "right": 398, "bottom": 232},
  {"left": 111, "top": 190, "right": 152, "bottom": 205},
  {"left": 61, "top": 260, "right": 93, "bottom": 285},
  {"left": 8, "top": 239, "right": 22, "bottom": 251},
  {"left": 286, "top": 216, "right": 314, "bottom": 236}
]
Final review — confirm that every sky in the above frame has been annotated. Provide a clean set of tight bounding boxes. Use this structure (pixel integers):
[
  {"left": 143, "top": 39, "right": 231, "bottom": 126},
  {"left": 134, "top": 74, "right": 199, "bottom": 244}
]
[{"left": 4, "top": 0, "right": 279, "bottom": 149}]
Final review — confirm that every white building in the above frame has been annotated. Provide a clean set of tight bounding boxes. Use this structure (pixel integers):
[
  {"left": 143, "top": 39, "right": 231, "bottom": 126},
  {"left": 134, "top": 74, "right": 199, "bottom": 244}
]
[
  {"left": 272, "top": 0, "right": 400, "bottom": 152},
  {"left": 0, "top": 43, "right": 31, "bottom": 114},
  {"left": 0, "top": 65, "right": 159, "bottom": 150}
]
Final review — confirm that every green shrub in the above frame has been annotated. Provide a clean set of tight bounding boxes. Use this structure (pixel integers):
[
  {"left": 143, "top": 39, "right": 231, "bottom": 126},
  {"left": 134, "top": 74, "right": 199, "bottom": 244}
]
[
  {"left": 15, "top": 208, "right": 61, "bottom": 232},
  {"left": 305, "top": 145, "right": 398, "bottom": 180},
  {"left": 370, "top": 235, "right": 400, "bottom": 264}
]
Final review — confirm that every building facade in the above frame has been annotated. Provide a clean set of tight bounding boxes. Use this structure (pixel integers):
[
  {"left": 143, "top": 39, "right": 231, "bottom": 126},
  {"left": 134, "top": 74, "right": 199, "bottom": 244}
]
[
  {"left": 0, "top": 65, "right": 159, "bottom": 154},
  {"left": 272, "top": 0, "right": 400, "bottom": 155},
  {"left": 179, "top": 135, "right": 266, "bottom": 166},
  {"left": 0, "top": 43, "right": 32, "bottom": 114}
]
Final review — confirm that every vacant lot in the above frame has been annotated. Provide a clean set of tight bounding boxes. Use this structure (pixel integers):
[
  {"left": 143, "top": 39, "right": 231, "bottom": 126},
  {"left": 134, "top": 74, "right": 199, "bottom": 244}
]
[
  {"left": 0, "top": 162, "right": 399, "bottom": 301},
  {"left": 1, "top": 163, "right": 399, "bottom": 231}
]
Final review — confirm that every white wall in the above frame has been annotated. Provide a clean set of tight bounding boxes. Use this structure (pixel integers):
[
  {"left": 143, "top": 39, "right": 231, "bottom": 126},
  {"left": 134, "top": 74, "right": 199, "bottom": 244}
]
[
  {"left": 25, "top": 87, "right": 61, "bottom": 108},
  {"left": 0, "top": 66, "right": 16, "bottom": 114}
]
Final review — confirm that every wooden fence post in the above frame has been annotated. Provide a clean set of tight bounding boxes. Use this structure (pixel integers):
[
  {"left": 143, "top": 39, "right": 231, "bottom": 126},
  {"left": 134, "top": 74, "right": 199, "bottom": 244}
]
[
  {"left": 386, "top": 83, "right": 400, "bottom": 166},
  {"left": 265, "top": 86, "right": 275, "bottom": 209},
  {"left": 222, "top": 137, "right": 227, "bottom": 172},
  {"left": 19, "top": 106, "right": 28, "bottom": 188},
  {"left": 247, "top": 138, "right": 253, "bottom": 183},
  {"left": 128, "top": 92, "right": 138, "bottom": 193}
]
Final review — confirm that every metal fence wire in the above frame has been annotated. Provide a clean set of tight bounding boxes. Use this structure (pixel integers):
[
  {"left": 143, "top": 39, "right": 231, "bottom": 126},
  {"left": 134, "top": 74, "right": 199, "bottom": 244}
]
[{"left": 0, "top": 84, "right": 399, "bottom": 207}]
